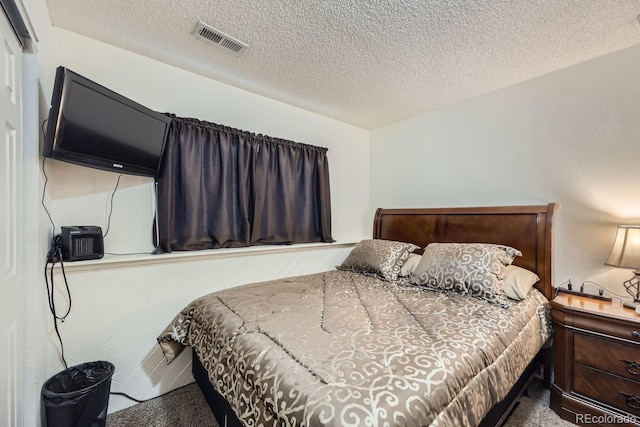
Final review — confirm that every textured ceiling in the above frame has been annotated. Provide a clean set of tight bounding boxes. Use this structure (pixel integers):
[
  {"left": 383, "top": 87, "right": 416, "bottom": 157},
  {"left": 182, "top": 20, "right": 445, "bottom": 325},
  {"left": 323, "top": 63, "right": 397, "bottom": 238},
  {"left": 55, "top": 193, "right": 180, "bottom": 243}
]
[{"left": 45, "top": 0, "right": 640, "bottom": 130}]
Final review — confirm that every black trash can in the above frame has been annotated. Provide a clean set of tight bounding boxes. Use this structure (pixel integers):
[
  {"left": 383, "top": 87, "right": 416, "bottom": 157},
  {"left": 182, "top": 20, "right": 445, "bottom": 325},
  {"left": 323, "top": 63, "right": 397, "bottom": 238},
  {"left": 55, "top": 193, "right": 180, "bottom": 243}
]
[{"left": 42, "top": 361, "right": 115, "bottom": 427}]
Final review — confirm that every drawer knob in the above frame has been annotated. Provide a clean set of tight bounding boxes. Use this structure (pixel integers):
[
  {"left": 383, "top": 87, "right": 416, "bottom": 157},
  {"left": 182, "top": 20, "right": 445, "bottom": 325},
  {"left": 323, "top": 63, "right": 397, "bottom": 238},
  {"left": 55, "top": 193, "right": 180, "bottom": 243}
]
[
  {"left": 632, "top": 330, "right": 640, "bottom": 339},
  {"left": 621, "top": 359, "right": 640, "bottom": 375},
  {"left": 621, "top": 392, "right": 640, "bottom": 410}
]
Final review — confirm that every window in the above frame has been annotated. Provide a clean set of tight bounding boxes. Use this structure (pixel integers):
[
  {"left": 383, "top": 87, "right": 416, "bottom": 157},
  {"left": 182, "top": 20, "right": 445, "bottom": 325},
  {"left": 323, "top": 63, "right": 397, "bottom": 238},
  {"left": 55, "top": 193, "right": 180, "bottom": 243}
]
[{"left": 156, "top": 115, "right": 334, "bottom": 251}]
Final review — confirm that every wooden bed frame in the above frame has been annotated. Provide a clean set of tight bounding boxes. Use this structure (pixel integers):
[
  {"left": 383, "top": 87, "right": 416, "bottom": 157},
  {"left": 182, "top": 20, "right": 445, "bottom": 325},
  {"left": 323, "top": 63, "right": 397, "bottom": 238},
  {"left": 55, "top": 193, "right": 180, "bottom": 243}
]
[
  {"left": 193, "top": 203, "right": 557, "bottom": 427},
  {"left": 373, "top": 204, "right": 556, "bottom": 300}
]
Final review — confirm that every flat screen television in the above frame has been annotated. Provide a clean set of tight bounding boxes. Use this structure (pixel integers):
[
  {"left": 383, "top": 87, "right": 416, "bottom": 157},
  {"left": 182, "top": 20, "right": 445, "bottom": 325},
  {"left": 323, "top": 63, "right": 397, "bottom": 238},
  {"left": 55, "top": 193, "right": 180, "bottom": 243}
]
[{"left": 43, "top": 66, "right": 172, "bottom": 178}]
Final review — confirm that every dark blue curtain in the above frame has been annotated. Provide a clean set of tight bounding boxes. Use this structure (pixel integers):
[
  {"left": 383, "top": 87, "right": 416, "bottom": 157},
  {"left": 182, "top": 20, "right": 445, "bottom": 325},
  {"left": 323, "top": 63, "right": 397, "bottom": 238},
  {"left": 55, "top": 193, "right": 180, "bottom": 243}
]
[{"left": 156, "top": 115, "right": 333, "bottom": 252}]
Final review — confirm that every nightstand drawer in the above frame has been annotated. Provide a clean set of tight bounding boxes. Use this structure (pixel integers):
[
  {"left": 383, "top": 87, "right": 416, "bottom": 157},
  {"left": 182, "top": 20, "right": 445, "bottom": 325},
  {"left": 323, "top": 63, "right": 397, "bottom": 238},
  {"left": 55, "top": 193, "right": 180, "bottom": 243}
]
[
  {"left": 574, "top": 364, "right": 640, "bottom": 415},
  {"left": 575, "top": 333, "right": 640, "bottom": 382},
  {"left": 573, "top": 313, "right": 640, "bottom": 343}
]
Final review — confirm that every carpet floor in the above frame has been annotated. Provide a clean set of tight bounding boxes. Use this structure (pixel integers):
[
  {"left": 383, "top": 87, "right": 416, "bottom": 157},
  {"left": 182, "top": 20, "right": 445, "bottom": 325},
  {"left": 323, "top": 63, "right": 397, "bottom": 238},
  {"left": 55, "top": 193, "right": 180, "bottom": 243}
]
[{"left": 107, "top": 377, "right": 576, "bottom": 427}]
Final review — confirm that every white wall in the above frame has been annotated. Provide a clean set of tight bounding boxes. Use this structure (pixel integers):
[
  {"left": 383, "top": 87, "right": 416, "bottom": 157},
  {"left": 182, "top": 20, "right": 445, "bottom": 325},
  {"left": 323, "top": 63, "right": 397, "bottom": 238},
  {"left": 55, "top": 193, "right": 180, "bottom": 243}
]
[
  {"left": 370, "top": 44, "right": 640, "bottom": 297},
  {"left": 45, "top": 27, "right": 370, "bottom": 253},
  {"left": 51, "top": 244, "right": 353, "bottom": 413},
  {"left": 40, "top": 28, "right": 370, "bottom": 413},
  {"left": 16, "top": 0, "right": 58, "bottom": 425}
]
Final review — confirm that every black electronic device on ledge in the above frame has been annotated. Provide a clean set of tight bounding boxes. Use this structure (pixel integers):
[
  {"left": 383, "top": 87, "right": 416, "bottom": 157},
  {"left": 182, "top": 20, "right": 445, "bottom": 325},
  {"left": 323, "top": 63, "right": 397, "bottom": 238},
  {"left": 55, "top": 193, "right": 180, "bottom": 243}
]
[
  {"left": 60, "top": 226, "right": 104, "bottom": 262},
  {"left": 557, "top": 287, "right": 612, "bottom": 302}
]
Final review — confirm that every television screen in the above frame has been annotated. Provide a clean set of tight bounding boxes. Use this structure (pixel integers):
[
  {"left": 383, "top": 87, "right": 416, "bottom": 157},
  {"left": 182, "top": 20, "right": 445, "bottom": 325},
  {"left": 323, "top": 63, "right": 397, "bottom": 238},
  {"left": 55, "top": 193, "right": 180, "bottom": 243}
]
[{"left": 43, "top": 66, "right": 172, "bottom": 178}]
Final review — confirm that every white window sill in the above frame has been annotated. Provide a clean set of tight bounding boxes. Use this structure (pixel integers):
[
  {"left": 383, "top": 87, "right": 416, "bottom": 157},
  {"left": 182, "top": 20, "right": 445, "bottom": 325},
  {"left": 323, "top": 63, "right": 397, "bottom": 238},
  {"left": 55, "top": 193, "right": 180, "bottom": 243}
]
[{"left": 52, "top": 241, "right": 357, "bottom": 272}]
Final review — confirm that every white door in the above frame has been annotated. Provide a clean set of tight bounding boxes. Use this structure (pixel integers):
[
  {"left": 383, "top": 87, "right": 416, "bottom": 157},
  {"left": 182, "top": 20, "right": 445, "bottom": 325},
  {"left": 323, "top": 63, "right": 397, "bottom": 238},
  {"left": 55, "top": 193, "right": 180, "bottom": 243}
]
[{"left": 0, "top": 7, "right": 23, "bottom": 427}]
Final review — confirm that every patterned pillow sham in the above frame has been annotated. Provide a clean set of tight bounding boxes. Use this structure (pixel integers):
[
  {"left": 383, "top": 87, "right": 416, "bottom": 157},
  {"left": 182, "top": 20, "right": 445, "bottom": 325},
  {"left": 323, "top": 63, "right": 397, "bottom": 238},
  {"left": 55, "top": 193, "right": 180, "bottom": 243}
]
[
  {"left": 409, "top": 243, "right": 522, "bottom": 308},
  {"left": 337, "top": 239, "right": 419, "bottom": 281}
]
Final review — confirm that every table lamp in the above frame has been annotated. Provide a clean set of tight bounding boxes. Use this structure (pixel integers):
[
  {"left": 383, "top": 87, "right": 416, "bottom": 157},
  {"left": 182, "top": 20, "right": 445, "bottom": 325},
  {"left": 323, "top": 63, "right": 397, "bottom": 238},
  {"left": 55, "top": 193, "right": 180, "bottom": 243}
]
[{"left": 605, "top": 225, "right": 640, "bottom": 310}]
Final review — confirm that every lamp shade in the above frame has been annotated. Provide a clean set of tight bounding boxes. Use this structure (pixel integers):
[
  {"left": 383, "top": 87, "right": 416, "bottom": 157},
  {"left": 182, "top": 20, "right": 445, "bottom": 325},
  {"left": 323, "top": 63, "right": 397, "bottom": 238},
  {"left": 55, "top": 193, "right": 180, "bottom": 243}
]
[{"left": 605, "top": 225, "right": 640, "bottom": 270}]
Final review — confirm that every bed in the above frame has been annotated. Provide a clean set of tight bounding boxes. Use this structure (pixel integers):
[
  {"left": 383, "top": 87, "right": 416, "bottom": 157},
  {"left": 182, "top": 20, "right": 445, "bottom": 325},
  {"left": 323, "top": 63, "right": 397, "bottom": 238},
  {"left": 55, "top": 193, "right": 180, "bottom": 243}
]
[{"left": 158, "top": 203, "right": 556, "bottom": 427}]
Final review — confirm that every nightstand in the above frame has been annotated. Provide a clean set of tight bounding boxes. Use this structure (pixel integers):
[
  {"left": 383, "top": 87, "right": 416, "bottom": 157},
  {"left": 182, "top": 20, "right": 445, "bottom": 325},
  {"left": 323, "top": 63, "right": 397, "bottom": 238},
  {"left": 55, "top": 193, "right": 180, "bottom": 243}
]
[{"left": 551, "top": 293, "right": 640, "bottom": 426}]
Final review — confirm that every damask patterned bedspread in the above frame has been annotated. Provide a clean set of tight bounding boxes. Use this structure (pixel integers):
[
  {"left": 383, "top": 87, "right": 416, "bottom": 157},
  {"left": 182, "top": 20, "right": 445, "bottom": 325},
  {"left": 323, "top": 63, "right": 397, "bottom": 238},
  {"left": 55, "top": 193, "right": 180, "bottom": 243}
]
[{"left": 158, "top": 270, "right": 551, "bottom": 427}]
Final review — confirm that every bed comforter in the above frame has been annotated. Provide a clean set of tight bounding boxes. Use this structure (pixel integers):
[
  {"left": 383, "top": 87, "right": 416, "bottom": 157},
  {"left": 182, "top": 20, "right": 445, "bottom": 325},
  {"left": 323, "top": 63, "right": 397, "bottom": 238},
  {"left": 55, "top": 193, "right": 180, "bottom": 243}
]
[{"left": 158, "top": 270, "right": 551, "bottom": 427}]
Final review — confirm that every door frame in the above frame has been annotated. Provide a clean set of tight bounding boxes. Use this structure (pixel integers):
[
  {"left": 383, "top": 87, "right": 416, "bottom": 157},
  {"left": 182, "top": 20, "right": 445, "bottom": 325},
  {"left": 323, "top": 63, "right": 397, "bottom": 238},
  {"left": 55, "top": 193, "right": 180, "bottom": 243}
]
[{"left": 0, "top": 0, "right": 46, "bottom": 425}]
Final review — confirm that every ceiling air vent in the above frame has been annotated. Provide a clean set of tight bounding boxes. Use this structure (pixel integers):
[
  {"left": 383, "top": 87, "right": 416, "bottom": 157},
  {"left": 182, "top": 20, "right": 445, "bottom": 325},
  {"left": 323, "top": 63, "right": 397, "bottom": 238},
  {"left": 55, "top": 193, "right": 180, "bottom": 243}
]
[{"left": 193, "top": 21, "right": 248, "bottom": 54}]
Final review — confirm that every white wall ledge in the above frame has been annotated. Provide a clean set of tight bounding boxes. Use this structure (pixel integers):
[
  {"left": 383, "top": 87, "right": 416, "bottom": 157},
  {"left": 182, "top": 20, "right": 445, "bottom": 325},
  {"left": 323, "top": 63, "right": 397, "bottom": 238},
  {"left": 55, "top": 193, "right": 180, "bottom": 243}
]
[{"left": 53, "top": 241, "right": 357, "bottom": 272}]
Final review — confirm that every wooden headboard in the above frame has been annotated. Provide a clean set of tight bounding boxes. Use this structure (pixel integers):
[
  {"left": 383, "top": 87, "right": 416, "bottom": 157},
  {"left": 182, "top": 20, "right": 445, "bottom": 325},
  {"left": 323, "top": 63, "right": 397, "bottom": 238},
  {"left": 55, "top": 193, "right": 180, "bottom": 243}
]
[{"left": 373, "top": 204, "right": 557, "bottom": 300}]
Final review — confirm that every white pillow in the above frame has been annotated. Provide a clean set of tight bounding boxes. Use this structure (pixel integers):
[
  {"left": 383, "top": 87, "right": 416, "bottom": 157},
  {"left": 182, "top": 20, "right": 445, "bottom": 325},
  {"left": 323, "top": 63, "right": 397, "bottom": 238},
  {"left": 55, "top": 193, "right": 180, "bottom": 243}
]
[
  {"left": 503, "top": 265, "right": 540, "bottom": 300},
  {"left": 400, "top": 253, "right": 421, "bottom": 277}
]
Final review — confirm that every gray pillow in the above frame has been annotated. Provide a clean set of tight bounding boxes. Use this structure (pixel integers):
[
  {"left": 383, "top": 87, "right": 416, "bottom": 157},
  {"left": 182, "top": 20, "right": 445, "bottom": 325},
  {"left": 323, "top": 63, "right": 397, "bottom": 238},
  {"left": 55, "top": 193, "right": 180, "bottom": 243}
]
[
  {"left": 410, "top": 243, "right": 522, "bottom": 308},
  {"left": 338, "top": 239, "right": 419, "bottom": 281}
]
